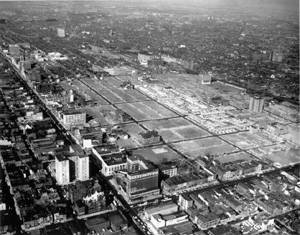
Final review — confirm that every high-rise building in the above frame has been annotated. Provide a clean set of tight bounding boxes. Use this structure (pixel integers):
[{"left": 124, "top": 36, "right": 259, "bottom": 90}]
[
  {"left": 56, "top": 154, "right": 89, "bottom": 184},
  {"left": 77, "top": 155, "right": 89, "bottom": 181},
  {"left": 249, "top": 96, "right": 264, "bottom": 113},
  {"left": 57, "top": 28, "right": 66, "bottom": 38},
  {"left": 69, "top": 89, "right": 74, "bottom": 103},
  {"left": 55, "top": 155, "right": 70, "bottom": 185},
  {"left": 115, "top": 155, "right": 160, "bottom": 204}
]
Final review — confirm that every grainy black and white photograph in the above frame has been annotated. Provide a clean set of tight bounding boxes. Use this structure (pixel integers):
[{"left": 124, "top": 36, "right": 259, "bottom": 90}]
[{"left": 0, "top": 0, "right": 299, "bottom": 234}]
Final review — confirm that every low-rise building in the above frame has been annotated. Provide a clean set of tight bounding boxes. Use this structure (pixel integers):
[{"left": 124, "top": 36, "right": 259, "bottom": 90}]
[
  {"left": 138, "top": 53, "right": 154, "bottom": 67},
  {"left": 162, "top": 171, "right": 216, "bottom": 195},
  {"left": 159, "top": 161, "right": 178, "bottom": 178},
  {"left": 199, "top": 73, "right": 212, "bottom": 85},
  {"left": 138, "top": 130, "right": 161, "bottom": 145},
  {"left": 92, "top": 146, "right": 127, "bottom": 176},
  {"left": 145, "top": 201, "right": 179, "bottom": 219},
  {"left": 196, "top": 212, "right": 220, "bottom": 230},
  {"left": 150, "top": 211, "right": 188, "bottom": 229}
]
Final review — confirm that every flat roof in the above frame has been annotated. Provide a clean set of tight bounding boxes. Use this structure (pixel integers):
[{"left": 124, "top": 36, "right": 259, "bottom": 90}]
[
  {"left": 62, "top": 109, "right": 86, "bottom": 115},
  {"left": 102, "top": 153, "right": 127, "bottom": 166},
  {"left": 94, "top": 144, "right": 120, "bottom": 155}
]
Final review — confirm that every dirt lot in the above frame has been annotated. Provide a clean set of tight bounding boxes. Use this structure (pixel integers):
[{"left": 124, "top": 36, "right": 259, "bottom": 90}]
[
  {"left": 132, "top": 145, "right": 183, "bottom": 164},
  {"left": 141, "top": 117, "right": 211, "bottom": 143},
  {"left": 171, "top": 136, "right": 237, "bottom": 159},
  {"left": 116, "top": 101, "right": 178, "bottom": 121}
]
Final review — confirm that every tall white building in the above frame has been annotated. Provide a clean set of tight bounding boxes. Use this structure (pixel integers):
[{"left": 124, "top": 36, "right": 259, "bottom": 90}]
[
  {"left": 69, "top": 89, "right": 74, "bottom": 103},
  {"left": 55, "top": 154, "right": 89, "bottom": 184},
  {"left": 249, "top": 96, "right": 264, "bottom": 113},
  {"left": 57, "top": 28, "right": 66, "bottom": 38},
  {"left": 76, "top": 155, "right": 90, "bottom": 181},
  {"left": 55, "top": 156, "right": 70, "bottom": 185}
]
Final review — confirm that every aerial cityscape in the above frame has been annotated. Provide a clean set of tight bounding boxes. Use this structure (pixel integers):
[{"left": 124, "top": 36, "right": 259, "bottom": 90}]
[{"left": 0, "top": 0, "right": 299, "bottom": 234}]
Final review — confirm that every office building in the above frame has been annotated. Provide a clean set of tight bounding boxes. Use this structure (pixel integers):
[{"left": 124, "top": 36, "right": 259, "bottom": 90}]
[
  {"left": 249, "top": 96, "right": 264, "bottom": 113},
  {"left": 61, "top": 110, "right": 86, "bottom": 130},
  {"left": 116, "top": 169, "right": 160, "bottom": 204},
  {"left": 55, "top": 155, "right": 70, "bottom": 185},
  {"left": 115, "top": 155, "right": 160, "bottom": 204},
  {"left": 57, "top": 28, "right": 65, "bottom": 38},
  {"left": 92, "top": 146, "right": 127, "bottom": 176}
]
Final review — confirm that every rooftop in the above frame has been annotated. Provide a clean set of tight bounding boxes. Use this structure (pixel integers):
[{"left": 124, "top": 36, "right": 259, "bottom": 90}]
[{"left": 102, "top": 152, "right": 127, "bottom": 166}]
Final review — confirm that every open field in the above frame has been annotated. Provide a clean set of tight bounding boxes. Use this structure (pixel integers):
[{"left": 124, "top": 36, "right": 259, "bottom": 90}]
[
  {"left": 171, "top": 137, "right": 237, "bottom": 159},
  {"left": 141, "top": 117, "right": 211, "bottom": 143},
  {"left": 132, "top": 145, "right": 183, "bottom": 164},
  {"left": 83, "top": 76, "right": 150, "bottom": 103},
  {"left": 232, "top": 110, "right": 292, "bottom": 125},
  {"left": 155, "top": 73, "right": 250, "bottom": 109},
  {"left": 116, "top": 101, "right": 178, "bottom": 121},
  {"left": 213, "top": 151, "right": 254, "bottom": 164},
  {"left": 255, "top": 147, "right": 300, "bottom": 166},
  {"left": 116, "top": 123, "right": 145, "bottom": 149},
  {"left": 60, "top": 79, "right": 109, "bottom": 105},
  {"left": 221, "top": 131, "right": 276, "bottom": 150},
  {"left": 84, "top": 104, "right": 133, "bottom": 126}
]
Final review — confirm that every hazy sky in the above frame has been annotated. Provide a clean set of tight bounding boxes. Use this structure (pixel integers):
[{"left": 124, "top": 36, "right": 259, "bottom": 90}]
[{"left": 0, "top": 0, "right": 298, "bottom": 15}]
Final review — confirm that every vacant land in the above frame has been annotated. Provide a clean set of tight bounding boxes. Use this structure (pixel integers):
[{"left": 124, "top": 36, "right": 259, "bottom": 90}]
[
  {"left": 213, "top": 151, "right": 254, "bottom": 164},
  {"left": 116, "top": 123, "right": 146, "bottom": 149},
  {"left": 61, "top": 79, "right": 109, "bottom": 105},
  {"left": 83, "top": 76, "right": 150, "bottom": 103},
  {"left": 155, "top": 73, "right": 250, "bottom": 109},
  {"left": 221, "top": 132, "right": 276, "bottom": 150},
  {"left": 84, "top": 104, "right": 132, "bottom": 125},
  {"left": 141, "top": 117, "right": 211, "bottom": 143},
  {"left": 258, "top": 148, "right": 300, "bottom": 166},
  {"left": 171, "top": 137, "right": 237, "bottom": 159},
  {"left": 116, "top": 101, "right": 178, "bottom": 121},
  {"left": 132, "top": 145, "right": 183, "bottom": 164}
]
